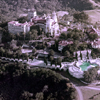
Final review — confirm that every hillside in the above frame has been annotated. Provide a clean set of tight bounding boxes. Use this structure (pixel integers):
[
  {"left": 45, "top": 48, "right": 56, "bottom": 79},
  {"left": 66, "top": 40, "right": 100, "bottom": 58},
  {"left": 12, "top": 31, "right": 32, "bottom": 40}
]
[
  {"left": 84, "top": 9, "right": 100, "bottom": 24},
  {"left": 0, "top": 0, "right": 93, "bottom": 23},
  {"left": 0, "top": 62, "right": 76, "bottom": 100}
]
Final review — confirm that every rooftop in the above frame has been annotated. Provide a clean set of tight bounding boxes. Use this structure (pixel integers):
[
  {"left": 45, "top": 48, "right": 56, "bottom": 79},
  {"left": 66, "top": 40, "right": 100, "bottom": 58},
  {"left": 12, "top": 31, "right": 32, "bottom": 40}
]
[
  {"left": 8, "top": 21, "right": 34, "bottom": 27},
  {"left": 59, "top": 40, "right": 73, "bottom": 46}
]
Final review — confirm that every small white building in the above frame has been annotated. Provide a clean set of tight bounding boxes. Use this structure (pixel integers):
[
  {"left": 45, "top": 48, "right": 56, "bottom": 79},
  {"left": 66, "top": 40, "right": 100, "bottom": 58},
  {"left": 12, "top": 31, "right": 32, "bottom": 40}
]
[
  {"left": 58, "top": 40, "right": 73, "bottom": 52},
  {"left": 8, "top": 21, "right": 33, "bottom": 34}
]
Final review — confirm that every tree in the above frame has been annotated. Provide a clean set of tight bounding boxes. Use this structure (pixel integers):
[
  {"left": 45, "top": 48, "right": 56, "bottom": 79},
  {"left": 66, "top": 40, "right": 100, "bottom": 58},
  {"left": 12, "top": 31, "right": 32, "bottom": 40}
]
[
  {"left": 6, "top": 64, "right": 16, "bottom": 87},
  {"left": 32, "top": 48, "right": 36, "bottom": 55},
  {"left": 57, "top": 57, "right": 62, "bottom": 64},
  {"left": 91, "top": 50, "right": 93, "bottom": 57},
  {"left": 87, "top": 51, "right": 89, "bottom": 59},
  {"left": 31, "top": 29, "right": 38, "bottom": 40},
  {"left": 8, "top": 50, "right": 13, "bottom": 58},
  {"left": 43, "top": 44, "right": 46, "bottom": 52},
  {"left": 72, "top": 32, "right": 80, "bottom": 40},
  {"left": 17, "top": 50, "right": 22, "bottom": 59},
  {"left": 10, "top": 33, "right": 15, "bottom": 40},
  {"left": 88, "top": 33, "right": 98, "bottom": 41},
  {"left": 23, "top": 32, "right": 26, "bottom": 41},
  {"left": 55, "top": 60, "right": 57, "bottom": 67},
  {"left": 17, "top": 33, "right": 20, "bottom": 41},
  {"left": 80, "top": 52, "right": 82, "bottom": 60},
  {"left": 49, "top": 49, "right": 55, "bottom": 56},
  {"left": 50, "top": 56, "right": 54, "bottom": 66},
  {"left": 64, "top": 50, "right": 70, "bottom": 58},
  {"left": 5, "top": 49, "right": 8, "bottom": 58},
  {"left": 21, "top": 91, "right": 33, "bottom": 100},
  {"left": 79, "top": 43, "right": 87, "bottom": 50},
  {"left": 75, "top": 52, "right": 78, "bottom": 61},
  {"left": 39, "top": 28, "right": 42, "bottom": 34},
  {"left": 24, "top": 53, "right": 28, "bottom": 60},
  {"left": 35, "top": 92, "right": 44, "bottom": 100},
  {"left": 67, "top": 32, "right": 73, "bottom": 39},
  {"left": 54, "top": 40, "right": 59, "bottom": 51},
  {"left": 73, "top": 40, "right": 79, "bottom": 51},
  {"left": 44, "top": 57, "right": 47, "bottom": 65},
  {"left": 57, "top": 57, "right": 62, "bottom": 67},
  {"left": 73, "top": 11, "right": 89, "bottom": 23},
  {"left": 84, "top": 67, "right": 98, "bottom": 83},
  {"left": 59, "top": 33, "right": 67, "bottom": 40},
  {"left": 29, "top": 32, "right": 32, "bottom": 40},
  {"left": 0, "top": 47, "right": 5, "bottom": 57}
]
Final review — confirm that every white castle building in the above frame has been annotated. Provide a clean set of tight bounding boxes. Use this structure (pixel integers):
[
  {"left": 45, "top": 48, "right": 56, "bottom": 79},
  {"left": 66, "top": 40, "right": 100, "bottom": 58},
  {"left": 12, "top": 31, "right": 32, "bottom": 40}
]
[
  {"left": 8, "top": 9, "right": 59, "bottom": 36},
  {"left": 8, "top": 21, "right": 33, "bottom": 34},
  {"left": 45, "top": 11, "right": 59, "bottom": 36}
]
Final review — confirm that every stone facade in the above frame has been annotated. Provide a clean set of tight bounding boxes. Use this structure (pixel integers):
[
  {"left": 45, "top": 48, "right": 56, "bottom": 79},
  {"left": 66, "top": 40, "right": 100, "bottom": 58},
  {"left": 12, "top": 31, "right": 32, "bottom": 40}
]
[
  {"left": 8, "top": 9, "right": 59, "bottom": 36},
  {"left": 8, "top": 21, "right": 33, "bottom": 34}
]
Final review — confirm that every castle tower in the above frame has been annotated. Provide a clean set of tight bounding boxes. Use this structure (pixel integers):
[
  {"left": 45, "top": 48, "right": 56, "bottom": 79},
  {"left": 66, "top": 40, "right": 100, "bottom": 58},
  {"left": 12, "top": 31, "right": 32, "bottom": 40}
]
[
  {"left": 46, "top": 15, "right": 52, "bottom": 33},
  {"left": 51, "top": 11, "right": 58, "bottom": 23},
  {"left": 28, "top": 9, "right": 37, "bottom": 21}
]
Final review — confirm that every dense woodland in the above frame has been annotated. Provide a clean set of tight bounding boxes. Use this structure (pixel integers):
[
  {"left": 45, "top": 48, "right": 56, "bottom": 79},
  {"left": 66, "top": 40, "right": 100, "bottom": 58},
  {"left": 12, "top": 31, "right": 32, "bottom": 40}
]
[
  {"left": 0, "top": 0, "right": 93, "bottom": 23},
  {"left": 0, "top": 62, "right": 76, "bottom": 100}
]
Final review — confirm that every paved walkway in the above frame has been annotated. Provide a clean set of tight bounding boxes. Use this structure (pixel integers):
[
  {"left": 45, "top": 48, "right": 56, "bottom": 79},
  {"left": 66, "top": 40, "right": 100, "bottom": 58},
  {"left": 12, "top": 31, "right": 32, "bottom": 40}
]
[{"left": 85, "top": 86, "right": 100, "bottom": 90}]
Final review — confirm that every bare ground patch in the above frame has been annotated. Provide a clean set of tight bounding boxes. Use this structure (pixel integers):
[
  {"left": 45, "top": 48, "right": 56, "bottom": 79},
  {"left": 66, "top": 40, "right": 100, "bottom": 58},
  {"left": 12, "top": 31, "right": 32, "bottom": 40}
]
[{"left": 81, "top": 87, "right": 100, "bottom": 100}]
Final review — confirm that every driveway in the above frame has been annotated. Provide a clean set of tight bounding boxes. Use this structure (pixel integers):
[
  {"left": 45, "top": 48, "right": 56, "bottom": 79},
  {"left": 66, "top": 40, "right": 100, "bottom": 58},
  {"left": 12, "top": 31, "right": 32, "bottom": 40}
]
[{"left": 85, "top": 86, "right": 100, "bottom": 90}]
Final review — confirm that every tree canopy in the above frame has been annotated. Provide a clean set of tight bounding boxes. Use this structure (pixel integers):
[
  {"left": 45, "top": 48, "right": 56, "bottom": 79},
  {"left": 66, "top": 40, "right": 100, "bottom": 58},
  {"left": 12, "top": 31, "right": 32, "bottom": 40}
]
[
  {"left": 0, "top": 62, "right": 76, "bottom": 100},
  {"left": 73, "top": 12, "right": 89, "bottom": 23}
]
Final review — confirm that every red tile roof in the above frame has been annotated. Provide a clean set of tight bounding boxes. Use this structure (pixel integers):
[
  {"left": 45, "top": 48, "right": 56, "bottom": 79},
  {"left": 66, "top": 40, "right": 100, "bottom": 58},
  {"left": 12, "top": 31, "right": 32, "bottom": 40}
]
[{"left": 59, "top": 41, "right": 73, "bottom": 46}]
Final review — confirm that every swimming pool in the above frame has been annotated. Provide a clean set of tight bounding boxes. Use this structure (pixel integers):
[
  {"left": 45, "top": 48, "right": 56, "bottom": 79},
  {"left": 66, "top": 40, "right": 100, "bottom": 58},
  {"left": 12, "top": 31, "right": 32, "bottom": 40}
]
[{"left": 80, "top": 62, "right": 97, "bottom": 71}]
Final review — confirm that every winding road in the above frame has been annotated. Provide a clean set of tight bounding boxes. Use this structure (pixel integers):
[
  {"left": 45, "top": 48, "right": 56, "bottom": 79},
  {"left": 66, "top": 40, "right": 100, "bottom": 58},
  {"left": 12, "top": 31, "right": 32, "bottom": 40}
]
[{"left": 74, "top": 85, "right": 84, "bottom": 100}]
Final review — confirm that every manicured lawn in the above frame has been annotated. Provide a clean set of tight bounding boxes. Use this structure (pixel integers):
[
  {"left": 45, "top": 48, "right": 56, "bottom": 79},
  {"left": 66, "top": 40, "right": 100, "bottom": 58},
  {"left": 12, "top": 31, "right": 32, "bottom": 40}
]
[{"left": 81, "top": 88, "right": 100, "bottom": 100}]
